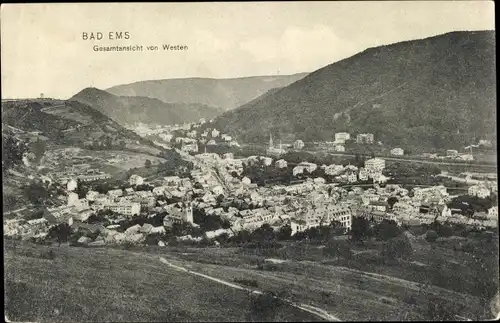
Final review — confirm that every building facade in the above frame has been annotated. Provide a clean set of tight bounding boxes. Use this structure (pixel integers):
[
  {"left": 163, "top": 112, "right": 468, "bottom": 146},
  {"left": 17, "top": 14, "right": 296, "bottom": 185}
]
[{"left": 356, "top": 133, "right": 374, "bottom": 144}]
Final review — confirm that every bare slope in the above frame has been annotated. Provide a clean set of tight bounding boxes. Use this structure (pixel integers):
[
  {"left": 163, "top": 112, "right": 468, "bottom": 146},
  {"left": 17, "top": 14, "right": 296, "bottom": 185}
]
[
  {"left": 1, "top": 99, "right": 162, "bottom": 155},
  {"left": 209, "top": 31, "right": 496, "bottom": 150},
  {"left": 106, "top": 73, "right": 309, "bottom": 112}
]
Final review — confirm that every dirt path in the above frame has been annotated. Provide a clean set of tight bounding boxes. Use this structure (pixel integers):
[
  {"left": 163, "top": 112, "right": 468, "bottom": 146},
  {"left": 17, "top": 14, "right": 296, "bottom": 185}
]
[{"left": 158, "top": 256, "right": 341, "bottom": 322}]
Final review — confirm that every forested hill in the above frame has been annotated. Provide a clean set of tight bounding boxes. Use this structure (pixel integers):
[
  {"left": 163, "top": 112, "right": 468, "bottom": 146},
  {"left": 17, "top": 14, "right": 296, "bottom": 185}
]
[
  {"left": 209, "top": 30, "right": 496, "bottom": 151},
  {"left": 71, "top": 87, "right": 224, "bottom": 126}
]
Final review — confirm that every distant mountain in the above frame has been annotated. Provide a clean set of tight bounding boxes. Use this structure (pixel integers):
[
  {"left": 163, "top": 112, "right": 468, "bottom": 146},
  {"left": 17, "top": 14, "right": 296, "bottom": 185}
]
[
  {"left": 209, "top": 31, "right": 496, "bottom": 151},
  {"left": 1, "top": 99, "right": 162, "bottom": 155},
  {"left": 71, "top": 88, "right": 223, "bottom": 126},
  {"left": 106, "top": 73, "right": 309, "bottom": 112}
]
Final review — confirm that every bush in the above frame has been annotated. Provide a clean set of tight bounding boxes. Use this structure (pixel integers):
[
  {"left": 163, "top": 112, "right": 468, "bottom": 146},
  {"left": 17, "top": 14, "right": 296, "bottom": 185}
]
[
  {"left": 123, "top": 241, "right": 135, "bottom": 250},
  {"left": 425, "top": 230, "right": 438, "bottom": 242},
  {"left": 247, "top": 291, "right": 286, "bottom": 321},
  {"left": 39, "top": 249, "right": 56, "bottom": 260},
  {"left": 461, "top": 242, "right": 475, "bottom": 253},
  {"left": 382, "top": 235, "right": 413, "bottom": 261},
  {"left": 375, "top": 220, "right": 401, "bottom": 241},
  {"left": 234, "top": 278, "right": 259, "bottom": 288}
]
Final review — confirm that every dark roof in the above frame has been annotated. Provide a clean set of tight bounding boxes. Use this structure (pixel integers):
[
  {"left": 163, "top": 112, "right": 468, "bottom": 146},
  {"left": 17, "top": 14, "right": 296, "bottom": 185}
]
[
  {"left": 74, "top": 223, "right": 102, "bottom": 233},
  {"left": 43, "top": 211, "right": 59, "bottom": 225}
]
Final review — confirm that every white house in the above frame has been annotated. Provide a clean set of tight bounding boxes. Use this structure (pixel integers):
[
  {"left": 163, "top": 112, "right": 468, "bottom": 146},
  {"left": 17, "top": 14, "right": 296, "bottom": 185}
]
[
  {"left": 108, "top": 189, "right": 123, "bottom": 198},
  {"left": 335, "top": 132, "right": 350, "bottom": 142},
  {"left": 223, "top": 152, "right": 234, "bottom": 160},
  {"left": 347, "top": 172, "right": 357, "bottom": 183},
  {"left": 275, "top": 159, "right": 288, "bottom": 169},
  {"left": 298, "top": 162, "right": 317, "bottom": 173},
  {"left": 261, "top": 157, "right": 273, "bottom": 167},
  {"left": 67, "top": 192, "right": 80, "bottom": 207},
  {"left": 129, "top": 174, "right": 144, "bottom": 186},
  {"left": 109, "top": 202, "right": 141, "bottom": 216},
  {"left": 212, "top": 185, "right": 224, "bottom": 196},
  {"left": 358, "top": 168, "right": 369, "bottom": 181},
  {"left": 211, "top": 129, "right": 220, "bottom": 138},
  {"left": 293, "top": 166, "right": 305, "bottom": 177},
  {"left": 86, "top": 190, "right": 99, "bottom": 201},
  {"left": 488, "top": 206, "right": 498, "bottom": 219},
  {"left": 67, "top": 179, "right": 78, "bottom": 192},
  {"left": 293, "top": 140, "right": 305, "bottom": 150},
  {"left": 241, "top": 177, "right": 252, "bottom": 185},
  {"left": 391, "top": 148, "right": 404, "bottom": 156},
  {"left": 364, "top": 158, "right": 386, "bottom": 172},
  {"left": 334, "top": 145, "right": 345, "bottom": 152},
  {"left": 468, "top": 185, "right": 491, "bottom": 199}
]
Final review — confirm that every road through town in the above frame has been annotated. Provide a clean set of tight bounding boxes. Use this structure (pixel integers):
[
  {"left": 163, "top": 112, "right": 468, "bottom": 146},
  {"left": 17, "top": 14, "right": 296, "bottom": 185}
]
[{"left": 158, "top": 256, "right": 341, "bottom": 322}]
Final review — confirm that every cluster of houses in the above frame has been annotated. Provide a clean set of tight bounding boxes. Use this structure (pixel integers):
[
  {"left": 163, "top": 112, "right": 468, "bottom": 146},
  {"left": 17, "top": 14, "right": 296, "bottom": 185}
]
[
  {"left": 354, "top": 183, "right": 498, "bottom": 229},
  {"left": 421, "top": 149, "right": 474, "bottom": 161},
  {"left": 40, "top": 148, "right": 112, "bottom": 185},
  {"left": 5, "top": 132, "right": 498, "bottom": 245}
]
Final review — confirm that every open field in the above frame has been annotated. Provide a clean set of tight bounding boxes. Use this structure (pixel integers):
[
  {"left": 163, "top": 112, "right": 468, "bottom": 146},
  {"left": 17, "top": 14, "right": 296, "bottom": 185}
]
[
  {"left": 92, "top": 150, "right": 166, "bottom": 171},
  {"left": 5, "top": 228, "right": 498, "bottom": 322},
  {"left": 157, "top": 256, "right": 483, "bottom": 321},
  {"left": 128, "top": 234, "right": 498, "bottom": 321},
  {"left": 4, "top": 240, "right": 319, "bottom": 322}
]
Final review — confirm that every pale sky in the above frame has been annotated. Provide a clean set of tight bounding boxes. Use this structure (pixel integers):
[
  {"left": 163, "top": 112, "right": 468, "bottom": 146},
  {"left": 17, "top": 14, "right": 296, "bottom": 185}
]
[{"left": 1, "top": 1, "right": 495, "bottom": 99}]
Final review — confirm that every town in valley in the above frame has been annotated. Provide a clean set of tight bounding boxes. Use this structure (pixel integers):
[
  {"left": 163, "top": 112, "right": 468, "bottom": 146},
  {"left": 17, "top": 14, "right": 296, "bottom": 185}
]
[{"left": 2, "top": 2, "right": 498, "bottom": 322}]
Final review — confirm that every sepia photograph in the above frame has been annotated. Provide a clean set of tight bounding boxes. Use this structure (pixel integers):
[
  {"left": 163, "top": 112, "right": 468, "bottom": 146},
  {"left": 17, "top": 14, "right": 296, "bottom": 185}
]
[{"left": 2, "top": 1, "right": 498, "bottom": 321}]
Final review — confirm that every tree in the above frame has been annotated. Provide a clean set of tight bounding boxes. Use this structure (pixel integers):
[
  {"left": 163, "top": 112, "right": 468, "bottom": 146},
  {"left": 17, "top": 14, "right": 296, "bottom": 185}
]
[
  {"left": 323, "top": 239, "right": 352, "bottom": 259},
  {"left": 30, "top": 138, "right": 46, "bottom": 163},
  {"left": 387, "top": 196, "right": 399, "bottom": 209},
  {"left": 277, "top": 225, "right": 292, "bottom": 241},
  {"left": 374, "top": 220, "right": 401, "bottom": 241},
  {"left": 74, "top": 179, "right": 88, "bottom": 199},
  {"left": 247, "top": 291, "right": 286, "bottom": 321},
  {"left": 23, "top": 182, "right": 49, "bottom": 205},
  {"left": 48, "top": 223, "right": 72, "bottom": 246},
  {"left": 381, "top": 235, "right": 413, "bottom": 261},
  {"left": 350, "top": 216, "right": 371, "bottom": 241},
  {"left": 2, "top": 135, "right": 28, "bottom": 172},
  {"left": 145, "top": 159, "right": 152, "bottom": 168},
  {"left": 425, "top": 230, "right": 438, "bottom": 242}
]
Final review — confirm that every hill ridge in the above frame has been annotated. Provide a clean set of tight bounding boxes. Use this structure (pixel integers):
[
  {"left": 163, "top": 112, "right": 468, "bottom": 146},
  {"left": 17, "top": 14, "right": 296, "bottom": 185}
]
[
  {"left": 71, "top": 87, "right": 223, "bottom": 126},
  {"left": 106, "top": 73, "right": 310, "bottom": 112},
  {"left": 208, "top": 30, "right": 496, "bottom": 151}
]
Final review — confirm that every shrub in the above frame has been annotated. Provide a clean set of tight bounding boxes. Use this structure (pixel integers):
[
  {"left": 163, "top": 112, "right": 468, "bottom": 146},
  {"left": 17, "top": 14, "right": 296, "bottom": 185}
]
[
  {"left": 247, "top": 291, "right": 286, "bottom": 321},
  {"left": 234, "top": 278, "right": 259, "bottom": 288},
  {"left": 382, "top": 235, "right": 413, "bottom": 260},
  {"left": 39, "top": 249, "right": 56, "bottom": 260},
  {"left": 461, "top": 242, "right": 475, "bottom": 253},
  {"left": 123, "top": 241, "right": 135, "bottom": 250},
  {"left": 425, "top": 230, "right": 438, "bottom": 242}
]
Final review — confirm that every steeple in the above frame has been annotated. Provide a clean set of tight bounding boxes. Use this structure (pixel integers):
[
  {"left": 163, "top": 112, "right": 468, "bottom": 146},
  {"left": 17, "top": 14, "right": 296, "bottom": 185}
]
[
  {"left": 279, "top": 139, "right": 282, "bottom": 151},
  {"left": 269, "top": 133, "right": 274, "bottom": 148}
]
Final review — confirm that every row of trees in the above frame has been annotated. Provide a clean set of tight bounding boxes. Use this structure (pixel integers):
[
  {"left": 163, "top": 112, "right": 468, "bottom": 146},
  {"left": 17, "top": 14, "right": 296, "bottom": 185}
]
[{"left": 350, "top": 217, "right": 402, "bottom": 242}]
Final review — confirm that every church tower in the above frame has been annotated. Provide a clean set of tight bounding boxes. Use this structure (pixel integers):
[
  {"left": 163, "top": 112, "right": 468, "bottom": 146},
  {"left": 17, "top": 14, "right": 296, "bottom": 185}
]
[
  {"left": 269, "top": 133, "right": 274, "bottom": 148},
  {"left": 185, "top": 202, "right": 193, "bottom": 224}
]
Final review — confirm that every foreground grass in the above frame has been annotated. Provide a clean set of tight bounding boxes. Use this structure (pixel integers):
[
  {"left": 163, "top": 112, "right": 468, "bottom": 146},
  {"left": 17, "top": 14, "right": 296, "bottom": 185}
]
[
  {"left": 4, "top": 240, "right": 318, "bottom": 322},
  {"left": 151, "top": 237, "right": 496, "bottom": 321}
]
